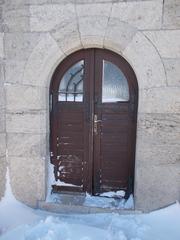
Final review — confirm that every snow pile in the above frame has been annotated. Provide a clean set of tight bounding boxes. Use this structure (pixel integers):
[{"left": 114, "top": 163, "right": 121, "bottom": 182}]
[
  {"left": 25, "top": 217, "right": 70, "bottom": 240},
  {"left": 0, "top": 169, "right": 40, "bottom": 234},
  {"left": 1, "top": 202, "right": 180, "bottom": 240},
  {"left": 84, "top": 193, "right": 134, "bottom": 209},
  {"left": 106, "top": 215, "right": 149, "bottom": 240},
  {"left": 100, "top": 190, "right": 125, "bottom": 198}
]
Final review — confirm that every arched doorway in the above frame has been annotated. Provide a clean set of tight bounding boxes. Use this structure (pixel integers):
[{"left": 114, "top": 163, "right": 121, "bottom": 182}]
[{"left": 50, "top": 49, "right": 138, "bottom": 199}]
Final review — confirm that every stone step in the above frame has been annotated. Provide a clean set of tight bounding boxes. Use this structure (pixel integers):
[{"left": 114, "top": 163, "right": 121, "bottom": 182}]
[{"left": 38, "top": 196, "right": 142, "bottom": 215}]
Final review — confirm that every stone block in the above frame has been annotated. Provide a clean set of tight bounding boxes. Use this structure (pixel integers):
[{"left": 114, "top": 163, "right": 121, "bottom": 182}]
[
  {"left": 22, "top": 33, "right": 64, "bottom": 87},
  {"left": 5, "top": 33, "right": 41, "bottom": 61},
  {"left": 163, "top": 0, "right": 180, "bottom": 29},
  {"left": 78, "top": 15, "right": 108, "bottom": 38},
  {"left": 139, "top": 87, "right": 180, "bottom": 114},
  {"left": 76, "top": 0, "right": 114, "bottom": 2},
  {"left": 163, "top": 58, "right": 180, "bottom": 87},
  {"left": 25, "top": 0, "right": 51, "bottom": 4},
  {"left": 0, "top": 85, "right": 5, "bottom": 109},
  {"left": 6, "top": 84, "right": 46, "bottom": 112},
  {"left": 5, "top": 60, "right": 25, "bottom": 85},
  {"left": 4, "top": 0, "right": 25, "bottom": 7},
  {"left": 76, "top": 2, "right": 112, "bottom": 18},
  {"left": 0, "top": 108, "right": 5, "bottom": 133},
  {"left": 123, "top": 32, "right": 166, "bottom": 90},
  {"left": 51, "top": 0, "right": 75, "bottom": 3},
  {"left": 135, "top": 163, "right": 180, "bottom": 211},
  {"left": 38, "top": 202, "right": 90, "bottom": 214},
  {"left": 0, "top": 32, "right": 4, "bottom": 58},
  {"left": 3, "top": 7, "right": 30, "bottom": 32},
  {"left": 111, "top": 1, "right": 163, "bottom": 30},
  {"left": 9, "top": 156, "right": 46, "bottom": 207},
  {"left": 7, "top": 133, "right": 47, "bottom": 158},
  {"left": 30, "top": 4, "right": 76, "bottom": 32},
  {"left": 81, "top": 35, "right": 104, "bottom": 49},
  {"left": 104, "top": 18, "right": 137, "bottom": 53},
  {"left": 144, "top": 30, "right": 180, "bottom": 58},
  {"left": 0, "top": 157, "right": 6, "bottom": 201},
  {"left": 0, "top": 133, "right": 6, "bottom": 157},
  {"left": 0, "top": 63, "right": 4, "bottom": 84},
  {"left": 51, "top": 19, "right": 82, "bottom": 55},
  {"left": 136, "top": 113, "right": 180, "bottom": 166},
  {"left": 6, "top": 110, "right": 47, "bottom": 134}
]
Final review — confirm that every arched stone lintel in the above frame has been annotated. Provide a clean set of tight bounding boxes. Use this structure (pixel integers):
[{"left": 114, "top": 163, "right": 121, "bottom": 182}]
[{"left": 23, "top": 17, "right": 166, "bottom": 92}]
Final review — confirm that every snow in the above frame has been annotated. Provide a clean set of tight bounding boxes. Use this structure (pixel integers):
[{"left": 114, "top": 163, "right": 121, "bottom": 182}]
[
  {"left": 100, "top": 190, "right": 125, "bottom": 198},
  {"left": 84, "top": 193, "right": 134, "bottom": 209},
  {"left": 46, "top": 191, "right": 134, "bottom": 209},
  {"left": 1, "top": 202, "right": 180, "bottom": 240},
  {"left": 54, "top": 180, "right": 82, "bottom": 187},
  {"left": 47, "top": 163, "right": 81, "bottom": 188},
  {"left": 1, "top": 167, "right": 180, "bottom": 240},
  {"left": 0, "top": 169, "right": 41, "bottom": 234}
]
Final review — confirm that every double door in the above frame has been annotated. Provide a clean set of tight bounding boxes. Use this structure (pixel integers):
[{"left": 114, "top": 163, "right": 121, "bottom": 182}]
[{"left": 50, "top": 49, "right": 138, "bottom": 197}]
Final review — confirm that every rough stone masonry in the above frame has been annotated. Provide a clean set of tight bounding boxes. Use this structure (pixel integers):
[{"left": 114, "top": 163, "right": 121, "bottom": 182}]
[{"left": 0, "top": 0, "right": 180, "bottom": 212}]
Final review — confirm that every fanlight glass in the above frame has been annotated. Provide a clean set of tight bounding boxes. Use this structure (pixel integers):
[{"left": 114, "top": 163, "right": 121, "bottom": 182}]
[
  {"left": 58, "top": 60, "right": 84, "bottom": 102},
  {"left": 102, "top": 60, "right": 129, "bottom": 102}
]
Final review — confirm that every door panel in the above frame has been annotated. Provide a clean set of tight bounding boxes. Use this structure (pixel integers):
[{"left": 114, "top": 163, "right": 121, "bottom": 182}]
[
  {"left": 93, "top": 49, "right": 137, "bottom": 195},
  {"left": 50, "top": 51, "right": 92, "bottom": 193},
  {"left": 50, "top": 48, "right": 138, "bottom": 197}
]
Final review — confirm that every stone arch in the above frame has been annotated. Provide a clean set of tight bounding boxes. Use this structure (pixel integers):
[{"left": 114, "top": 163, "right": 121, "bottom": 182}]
[
  {"left": 21, "top": 16, "right": 167, "bottom": 209},
  {"left": 24, "top": 16, "right": 166, "bottom": 91}
]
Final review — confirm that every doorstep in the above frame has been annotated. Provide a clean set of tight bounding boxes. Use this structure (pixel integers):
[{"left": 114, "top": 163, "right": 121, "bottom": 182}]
[{"left": 38, "top": 193, "right": 142, "bottom": 214}]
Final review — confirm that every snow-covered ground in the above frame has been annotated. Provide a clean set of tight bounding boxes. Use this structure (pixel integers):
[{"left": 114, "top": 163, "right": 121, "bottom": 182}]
[
  {"left": 1, "top": 200, "right": 180, "bottom": 240},
  {"left": 0, "top": 169, "right": 180, "bottom": 240}
]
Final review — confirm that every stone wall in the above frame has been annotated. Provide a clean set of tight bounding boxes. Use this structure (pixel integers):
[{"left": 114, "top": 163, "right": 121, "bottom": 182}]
[
  {"left": 0, "top": 0, "right": 6, "bottom": 201},
  {"left": 0, "top": 0, "right": 179, "bottom": 211}
]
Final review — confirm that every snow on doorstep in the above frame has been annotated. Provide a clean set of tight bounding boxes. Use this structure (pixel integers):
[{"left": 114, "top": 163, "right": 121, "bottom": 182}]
[
  {"left": 100, "top": 190, "right": 125, "bottom": 198},
  {"left": 47, "top": 163, "right": 133, "bottom": 209},
  {"left": 46, "top": 191, "right": 134, "bottom": 210},
  {"left": 84, "top": 193, "right": 134, "bottom": 209}
]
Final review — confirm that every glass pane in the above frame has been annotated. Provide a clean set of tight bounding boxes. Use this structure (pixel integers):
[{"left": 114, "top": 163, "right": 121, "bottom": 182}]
[
  {"left": 102, "top": 60, "right": 129, "bottom": 102},
  {"left": 58, "top": 60, "right": 84, "bottom": 102}
]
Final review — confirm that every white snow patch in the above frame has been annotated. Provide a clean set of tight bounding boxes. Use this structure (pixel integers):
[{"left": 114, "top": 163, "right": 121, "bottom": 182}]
[
  {"left": 0, "top": 168, "right": 40, "bottom": 234},
  {"left": 46, "top": 162, "right": 55, "bottom": 202},
  {"left": 124, "top": 194, "right": 134, "bottom": 209},
  {"left": 84, "top": 193, "right": 134, "bottom": 209},
  {"left": 46, "top": 163, "right": 82, "bottom": 202},
  {"left": 54, "top": 180, "right": 81, "bottom": 188},
  {"left": 100, "top": 190, "right": 125, "bottom": 198}
]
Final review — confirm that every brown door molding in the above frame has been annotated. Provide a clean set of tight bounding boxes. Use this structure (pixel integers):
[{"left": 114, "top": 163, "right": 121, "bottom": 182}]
[{"left": 50, "top": 48, "right": 138, "bottom": 197}]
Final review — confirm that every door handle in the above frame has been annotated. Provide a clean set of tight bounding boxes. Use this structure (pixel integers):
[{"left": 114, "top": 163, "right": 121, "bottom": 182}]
[
  {"left": 94, "top": 114, "right": 102, "bottom": 123},
  {"left": 94, "top": 114, "right": 101, "bottom": 135}
]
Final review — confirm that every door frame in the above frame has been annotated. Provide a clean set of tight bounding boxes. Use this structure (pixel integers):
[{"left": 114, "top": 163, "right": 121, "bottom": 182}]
[{"left": 49, "top": 48, "right": 138, "bottom": 196}]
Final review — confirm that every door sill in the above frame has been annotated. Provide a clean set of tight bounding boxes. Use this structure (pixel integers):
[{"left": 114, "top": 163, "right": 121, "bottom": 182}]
[{"left": 39, "top": 193, "right": 141, "bottom": 214}]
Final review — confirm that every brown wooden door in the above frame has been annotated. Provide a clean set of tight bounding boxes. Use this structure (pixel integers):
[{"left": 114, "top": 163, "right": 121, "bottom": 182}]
[{"left": 50, "top": 49, "right": 138, "bottom": 197}]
